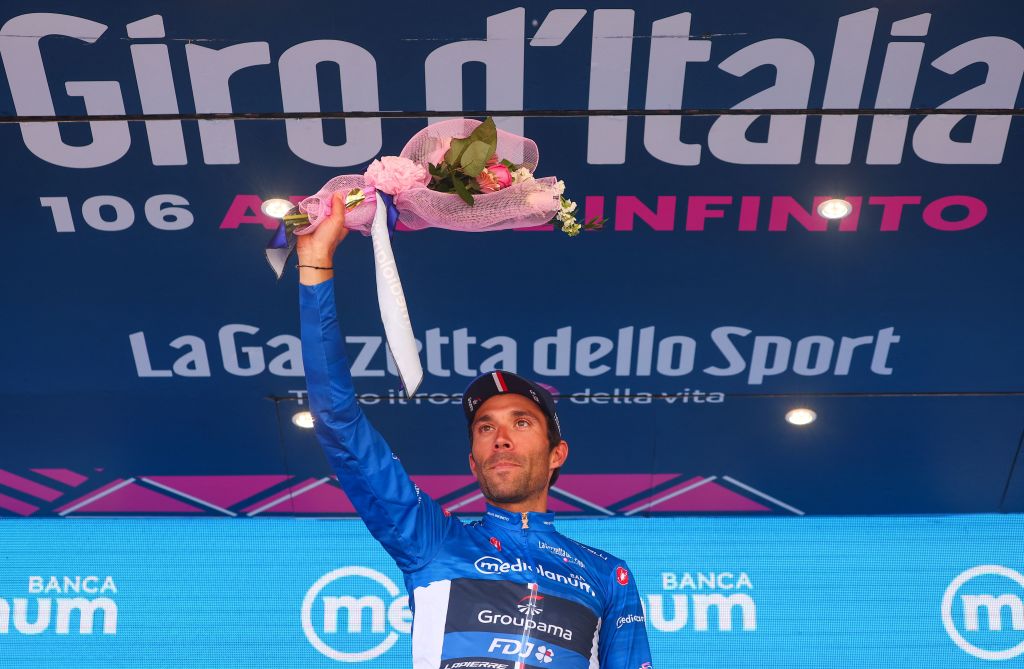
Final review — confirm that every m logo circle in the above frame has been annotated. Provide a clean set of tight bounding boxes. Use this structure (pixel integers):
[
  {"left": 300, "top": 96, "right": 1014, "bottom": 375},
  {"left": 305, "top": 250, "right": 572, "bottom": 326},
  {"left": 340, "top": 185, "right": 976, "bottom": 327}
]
[
  {"left": 301, "top": 566, "right": 410, "bottom": 662},
  {"left": 942, "top": 565, "right": 1024, "bottom": 661}
]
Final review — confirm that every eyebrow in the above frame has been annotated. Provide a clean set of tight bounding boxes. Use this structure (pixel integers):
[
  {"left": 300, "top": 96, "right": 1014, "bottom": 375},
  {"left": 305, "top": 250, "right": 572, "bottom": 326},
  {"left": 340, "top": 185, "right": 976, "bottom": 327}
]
[{"left": 473, "top": 409, "right": 540, "bottom": 425}]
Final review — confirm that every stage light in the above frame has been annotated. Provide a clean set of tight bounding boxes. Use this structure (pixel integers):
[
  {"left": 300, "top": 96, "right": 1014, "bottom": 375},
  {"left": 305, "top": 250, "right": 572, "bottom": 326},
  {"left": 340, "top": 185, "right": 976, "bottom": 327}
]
[
  {"left": 785, "top": 408, "right": 817, "bottom": 426},
  {"left": 261, "top": 198, "right": 293, "bottom": 218},
  {"left": 291, "top": 410, "right": 315, "bottom": 429},
  {"left": 817, "top": 198, "right": 852, "bottom": 220}
]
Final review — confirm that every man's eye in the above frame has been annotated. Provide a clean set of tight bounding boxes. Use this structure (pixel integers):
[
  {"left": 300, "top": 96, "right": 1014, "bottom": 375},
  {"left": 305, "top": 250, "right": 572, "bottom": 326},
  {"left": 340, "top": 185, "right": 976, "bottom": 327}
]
[
  {"left": 478, "top": 424, "right": 494, "bottom": 433},
  {"left": 515, "top": 418, "right": 530, "bottom": 428}
]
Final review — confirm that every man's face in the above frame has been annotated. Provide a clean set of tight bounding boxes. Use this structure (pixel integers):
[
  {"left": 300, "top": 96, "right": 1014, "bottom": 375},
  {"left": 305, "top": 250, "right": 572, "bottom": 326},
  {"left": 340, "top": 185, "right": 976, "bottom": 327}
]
[{"left": 468, "top": 394, "right": 567, "bottom": 506}]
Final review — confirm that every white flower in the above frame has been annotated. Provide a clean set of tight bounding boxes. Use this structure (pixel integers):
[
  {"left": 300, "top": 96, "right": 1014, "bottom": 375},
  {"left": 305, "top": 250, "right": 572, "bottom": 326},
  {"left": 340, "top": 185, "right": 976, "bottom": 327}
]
[
  {"left": 554, "top": 180, "right": 566, "bottom": 196},
  {"left": 560, "top": 198, "right": 577, "bottom": 214},
  {"left": 511, "top": 167, "right": 534, "bottom": 184}
]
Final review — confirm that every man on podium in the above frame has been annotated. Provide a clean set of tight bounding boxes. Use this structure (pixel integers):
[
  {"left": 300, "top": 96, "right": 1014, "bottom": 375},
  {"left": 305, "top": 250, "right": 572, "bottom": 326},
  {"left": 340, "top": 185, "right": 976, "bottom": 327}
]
[{"left": 297, "top": 192, "right": 653, "bottom": 668}]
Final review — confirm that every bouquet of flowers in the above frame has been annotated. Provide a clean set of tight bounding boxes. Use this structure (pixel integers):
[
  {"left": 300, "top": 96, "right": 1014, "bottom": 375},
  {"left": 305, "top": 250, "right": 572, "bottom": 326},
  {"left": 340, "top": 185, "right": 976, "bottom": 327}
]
[
  {"left": 279, "top": 117, "right": 603, "bottom": 239},
  {"left": 264, "top": 118, "right": 602, "bottom": 395}
]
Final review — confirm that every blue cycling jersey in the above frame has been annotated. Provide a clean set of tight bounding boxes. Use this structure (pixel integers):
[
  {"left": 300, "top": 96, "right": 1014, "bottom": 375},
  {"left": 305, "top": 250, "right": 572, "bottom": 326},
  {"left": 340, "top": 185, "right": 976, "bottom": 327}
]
[{"left": 301, "top": 280, "right": 654, "bottom": 669}]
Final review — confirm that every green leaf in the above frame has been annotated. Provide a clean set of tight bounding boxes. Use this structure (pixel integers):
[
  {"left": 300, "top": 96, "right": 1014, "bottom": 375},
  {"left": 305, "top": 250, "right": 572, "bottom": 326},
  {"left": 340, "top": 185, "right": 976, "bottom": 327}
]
[
  {"left": 469, "top": 117, "right": 498, "bottom": 150},
  {"left": 460, "top": 140, "right": 491, "bottom": 177},
  {"left": 450, "top": 174, "right": 475, "bottom": 205},
  {"left": 445, "top": 136, "right": 471, "bottom": 166},
  {"left": 500, "top": 158, "right": 516, "bottom": 169}
]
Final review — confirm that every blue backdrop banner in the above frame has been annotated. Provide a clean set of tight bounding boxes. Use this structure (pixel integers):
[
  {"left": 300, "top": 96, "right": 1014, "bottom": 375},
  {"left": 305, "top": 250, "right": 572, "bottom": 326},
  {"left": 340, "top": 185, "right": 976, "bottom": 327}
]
[
  {"left": 1, "top": 515, "right": 1023, "bottom": 667},
  {"left": 1, "top": 2, "right": 1023, "bottom": 515}
]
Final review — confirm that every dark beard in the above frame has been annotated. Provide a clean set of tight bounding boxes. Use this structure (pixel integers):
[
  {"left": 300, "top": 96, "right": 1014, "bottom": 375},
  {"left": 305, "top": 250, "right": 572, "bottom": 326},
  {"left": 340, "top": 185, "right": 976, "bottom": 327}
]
[{"left": 476, "top": 470, "right": 534, "bottom": 505}]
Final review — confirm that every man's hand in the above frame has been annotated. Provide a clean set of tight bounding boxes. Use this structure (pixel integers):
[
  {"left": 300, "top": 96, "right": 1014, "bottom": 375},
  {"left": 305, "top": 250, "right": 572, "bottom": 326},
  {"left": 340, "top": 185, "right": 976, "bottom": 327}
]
[{"left": 297, "top": 191, "right": 350, "bottom": 286}]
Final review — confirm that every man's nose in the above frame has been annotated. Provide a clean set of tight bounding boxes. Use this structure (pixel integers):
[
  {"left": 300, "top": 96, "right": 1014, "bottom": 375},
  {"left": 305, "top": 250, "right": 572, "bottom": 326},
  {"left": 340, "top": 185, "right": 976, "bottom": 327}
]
[{"left": 493, "top": 425, "right": 513, "bottom": 449}]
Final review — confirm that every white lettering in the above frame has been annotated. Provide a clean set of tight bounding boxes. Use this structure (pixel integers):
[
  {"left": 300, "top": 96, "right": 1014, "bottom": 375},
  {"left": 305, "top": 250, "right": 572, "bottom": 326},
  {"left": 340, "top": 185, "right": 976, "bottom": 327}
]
[
  {"left": 0, "top": 13, "right": 130, "bottom": 167},
  {"left": 279, "top": 40, "right": 381, "bottom": 166}
]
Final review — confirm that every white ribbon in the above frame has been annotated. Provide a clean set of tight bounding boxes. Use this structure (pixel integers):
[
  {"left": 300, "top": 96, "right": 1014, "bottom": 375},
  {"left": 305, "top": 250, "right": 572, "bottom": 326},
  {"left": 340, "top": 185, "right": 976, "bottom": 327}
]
[{"left": 369, "top": 192, "right": 423, "bottom": 396}]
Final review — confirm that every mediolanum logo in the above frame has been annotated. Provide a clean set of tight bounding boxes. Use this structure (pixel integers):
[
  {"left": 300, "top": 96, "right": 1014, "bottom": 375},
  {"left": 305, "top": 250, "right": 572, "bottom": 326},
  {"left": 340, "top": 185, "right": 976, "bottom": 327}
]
[
  {"left": 474, "top": 556, "right": 529, "bottom": 575},
  {"left": 1, "top": 575, "right": 118, "bottom": 636},
  {"left": 942, "top": 565, "right": 1024, "bottom": 661},
  {"left": 301, "top": 566, "right": 411, "bottom": 662}
]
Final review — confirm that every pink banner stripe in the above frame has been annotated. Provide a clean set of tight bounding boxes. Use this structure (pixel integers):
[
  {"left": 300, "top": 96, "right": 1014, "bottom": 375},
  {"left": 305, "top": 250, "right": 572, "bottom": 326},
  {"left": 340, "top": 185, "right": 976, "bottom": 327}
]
[
  {"left": 621, "top": 476, "right": 707, "bottom": 513},
  {"left": 32, "top": 468, "right": 88, "bottom": 487},
  {"left": 0, "top": 469, "right": 62, "bottom": 501},
  {"left": 0, "top": 491, "right": 39, "bottom": 516},
  {"left": 144, "top": 475, "right": 292, "bottom": 509},
  {"left": 241, "top": 478, "right": 320, "bottom": 514},
  {"left": 55, "top": 479, "right": 127, "bottom": 514}
]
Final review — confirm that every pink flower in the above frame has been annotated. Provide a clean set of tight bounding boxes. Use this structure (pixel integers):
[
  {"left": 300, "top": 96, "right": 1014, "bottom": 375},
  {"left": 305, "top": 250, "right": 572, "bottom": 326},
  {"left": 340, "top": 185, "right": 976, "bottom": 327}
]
[
  {"left": 426, "top": 137, "right": 453, "bottom": 166},
  {"left": 364, "top": 156, "right": 429, "bottom": 196},
  {"left": 476, "top": 163, "right": 512, "bottom": 192}
]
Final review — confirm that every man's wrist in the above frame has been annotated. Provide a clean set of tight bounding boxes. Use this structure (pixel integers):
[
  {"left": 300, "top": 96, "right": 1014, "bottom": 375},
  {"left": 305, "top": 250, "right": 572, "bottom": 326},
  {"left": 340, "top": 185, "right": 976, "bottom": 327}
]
[
  {"left": 299, "top": 265, "right": 334, "bottom": 285},
  {"left": 296, "top": 252, "right": 334, "bottom": 266}
]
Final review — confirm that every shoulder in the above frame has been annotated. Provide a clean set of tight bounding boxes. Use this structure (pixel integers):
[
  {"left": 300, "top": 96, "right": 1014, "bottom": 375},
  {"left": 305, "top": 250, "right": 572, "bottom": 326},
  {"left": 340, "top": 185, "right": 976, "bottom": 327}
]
[{"left": 559, "top": 534, "right": 630, "bottom": 576}]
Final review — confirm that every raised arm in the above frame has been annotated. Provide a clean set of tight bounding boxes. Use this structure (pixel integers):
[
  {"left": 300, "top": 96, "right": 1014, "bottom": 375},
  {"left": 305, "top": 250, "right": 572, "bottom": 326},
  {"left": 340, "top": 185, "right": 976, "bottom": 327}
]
[{"left": 298, "top": 193, "right": 449, "bottom": 571}]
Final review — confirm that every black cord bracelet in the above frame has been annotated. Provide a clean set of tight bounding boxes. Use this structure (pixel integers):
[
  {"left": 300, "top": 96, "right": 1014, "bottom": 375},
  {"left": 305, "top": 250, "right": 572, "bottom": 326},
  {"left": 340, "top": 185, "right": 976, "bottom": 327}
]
[{"left": 297, "top": 264, "right": 333, "bottom": 270}]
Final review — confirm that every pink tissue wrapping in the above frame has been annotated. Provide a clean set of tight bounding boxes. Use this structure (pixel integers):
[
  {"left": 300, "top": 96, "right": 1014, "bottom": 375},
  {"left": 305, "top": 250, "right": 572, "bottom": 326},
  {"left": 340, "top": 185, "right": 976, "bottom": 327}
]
[{"left": 296, "top": 119, "right": 561, "bottom": 236}]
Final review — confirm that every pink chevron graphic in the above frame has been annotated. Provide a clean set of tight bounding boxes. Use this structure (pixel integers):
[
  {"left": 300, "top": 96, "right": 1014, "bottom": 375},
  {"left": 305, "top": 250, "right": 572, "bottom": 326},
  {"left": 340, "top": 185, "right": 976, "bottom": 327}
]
[
  {"left": 31, "top": 468, "right": 88, "bottom": 487},
  {"left": 545, "top": 497, "right": 584, "bottom": 513},
  {"left": 409, "top": 475, "right": 477, "bottom": 500},
  {"left": 625, "top": 478, "right": 771, "bottom": 513},
  {"left": 622, "top": 477, "right": 706, "bottom": 514},
  {"left": 144, "top": 475, "right": 292, "bottom": 509},
  {"left": 64, "top": 481, "right": 206, "bottom": 514},
  {"left": 242, "top": 478, "right": 339, "bottom": 515},
  {"left": 554, "top": 474, "right": 681, "bottom": 508},
  {"left": 9, "top": 471, "right": 800, "bottom": 517},
  {"left": 443, "top": 491, "right": 487, "bottom": 514},
  {"left": 56, "top": 479, "right": 130, "bottom": 515},
  {"left": 0, "top": 469, "right": 62, "bottom": 501},
  {"left": 257, "top": 480, "right": 355, "bottom": 514},
  {"left": 0, "top": 491, "right": 39, "bottom": 516}
]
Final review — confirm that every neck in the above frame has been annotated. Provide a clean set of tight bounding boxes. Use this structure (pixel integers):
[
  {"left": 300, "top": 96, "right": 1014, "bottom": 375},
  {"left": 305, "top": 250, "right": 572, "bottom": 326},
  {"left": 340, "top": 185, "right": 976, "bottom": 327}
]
[{"left": 488, "top": 490, "right": 549, "bottom": 515}]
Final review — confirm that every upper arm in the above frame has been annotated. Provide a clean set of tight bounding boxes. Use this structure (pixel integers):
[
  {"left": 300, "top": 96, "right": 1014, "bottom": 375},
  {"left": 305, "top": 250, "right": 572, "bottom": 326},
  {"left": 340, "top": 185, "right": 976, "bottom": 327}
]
[
  {"left": 599, "top": 561, "right": 654, "bottom": 667},
  {"left": 301, "top": 280, "right": 449, "bottom": 571}
]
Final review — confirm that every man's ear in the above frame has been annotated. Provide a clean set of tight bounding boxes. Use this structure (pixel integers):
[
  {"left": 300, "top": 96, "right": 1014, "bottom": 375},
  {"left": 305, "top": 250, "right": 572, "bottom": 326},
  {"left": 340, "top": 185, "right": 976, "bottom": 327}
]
[{"left": 550, "top": 440, "right": 568, "bottom": 469}]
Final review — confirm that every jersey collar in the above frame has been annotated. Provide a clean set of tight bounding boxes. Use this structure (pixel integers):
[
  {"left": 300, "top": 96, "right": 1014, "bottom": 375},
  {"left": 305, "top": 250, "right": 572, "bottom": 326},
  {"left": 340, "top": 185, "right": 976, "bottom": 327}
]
[{"left": 483, "top": 503, "right": 556, "bottom": 532}]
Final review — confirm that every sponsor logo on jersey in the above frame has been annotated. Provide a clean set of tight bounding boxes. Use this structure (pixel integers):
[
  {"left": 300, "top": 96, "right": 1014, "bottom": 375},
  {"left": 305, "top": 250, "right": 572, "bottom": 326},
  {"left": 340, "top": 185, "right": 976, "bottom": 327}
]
[
  {"left": 537, "top": 541, "right": 585, "bottom": 568},
  {"left": 488, "top": 638, "right": 555, "bottom": 662},
  {"left": 473, "top": 557, "right": 594, "bottom": 596},
  {"left": 616, "top": 567, "right": 630, "bottom": 586},
  {"left": 616, "top": 613, "right": 646, "bottom": 629},
  {"left": 534, "top": 644, "right": 555, "bottom": 663},
  {"left": 445, "top": 579, "right": 598, "bottom": 658},
  {"left": 489, "top": 537, "right": 502, "bottom": 551},
  {"left": 476, "top": 609, "right": 573, "bottom": 642}
]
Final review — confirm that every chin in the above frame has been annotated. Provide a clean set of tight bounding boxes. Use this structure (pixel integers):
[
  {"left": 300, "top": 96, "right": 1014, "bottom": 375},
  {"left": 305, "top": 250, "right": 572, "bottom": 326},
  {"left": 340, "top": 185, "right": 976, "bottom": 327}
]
[{"left": 482, "top": 480, "right": 531, "bottom": 505}]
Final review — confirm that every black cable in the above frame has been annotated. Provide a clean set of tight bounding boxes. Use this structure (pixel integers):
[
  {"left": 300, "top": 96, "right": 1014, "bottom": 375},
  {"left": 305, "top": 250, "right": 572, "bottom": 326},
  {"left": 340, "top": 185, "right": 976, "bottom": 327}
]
[{"left": 1, "top": 107, "right": 1021, "bottom": 124}]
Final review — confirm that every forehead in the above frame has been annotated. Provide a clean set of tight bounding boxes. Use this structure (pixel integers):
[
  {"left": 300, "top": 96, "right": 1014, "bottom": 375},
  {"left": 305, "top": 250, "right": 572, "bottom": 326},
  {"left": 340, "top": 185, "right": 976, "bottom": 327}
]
[{"left": 475, "top": 393, "right": 545, "bottom": 420}]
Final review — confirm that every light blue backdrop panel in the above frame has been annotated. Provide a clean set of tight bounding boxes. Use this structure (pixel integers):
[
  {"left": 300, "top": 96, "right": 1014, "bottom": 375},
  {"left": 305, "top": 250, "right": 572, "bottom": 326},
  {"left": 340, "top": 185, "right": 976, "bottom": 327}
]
[{"left": 1, "top": 515, "right": 1022, "bottom": 667}]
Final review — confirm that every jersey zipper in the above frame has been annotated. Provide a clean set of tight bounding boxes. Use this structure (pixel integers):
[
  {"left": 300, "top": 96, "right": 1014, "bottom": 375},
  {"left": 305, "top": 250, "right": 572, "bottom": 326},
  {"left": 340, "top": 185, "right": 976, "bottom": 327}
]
[{"left": 517, "top": 510, "right": 538, "bottom": 669}]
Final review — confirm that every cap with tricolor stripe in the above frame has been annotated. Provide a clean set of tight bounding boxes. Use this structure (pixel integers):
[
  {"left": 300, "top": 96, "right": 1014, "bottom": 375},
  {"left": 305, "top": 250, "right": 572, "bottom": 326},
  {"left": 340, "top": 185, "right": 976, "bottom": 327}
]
[{"left": 463, "top": 370, "right": 561, "bottom": 437}]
